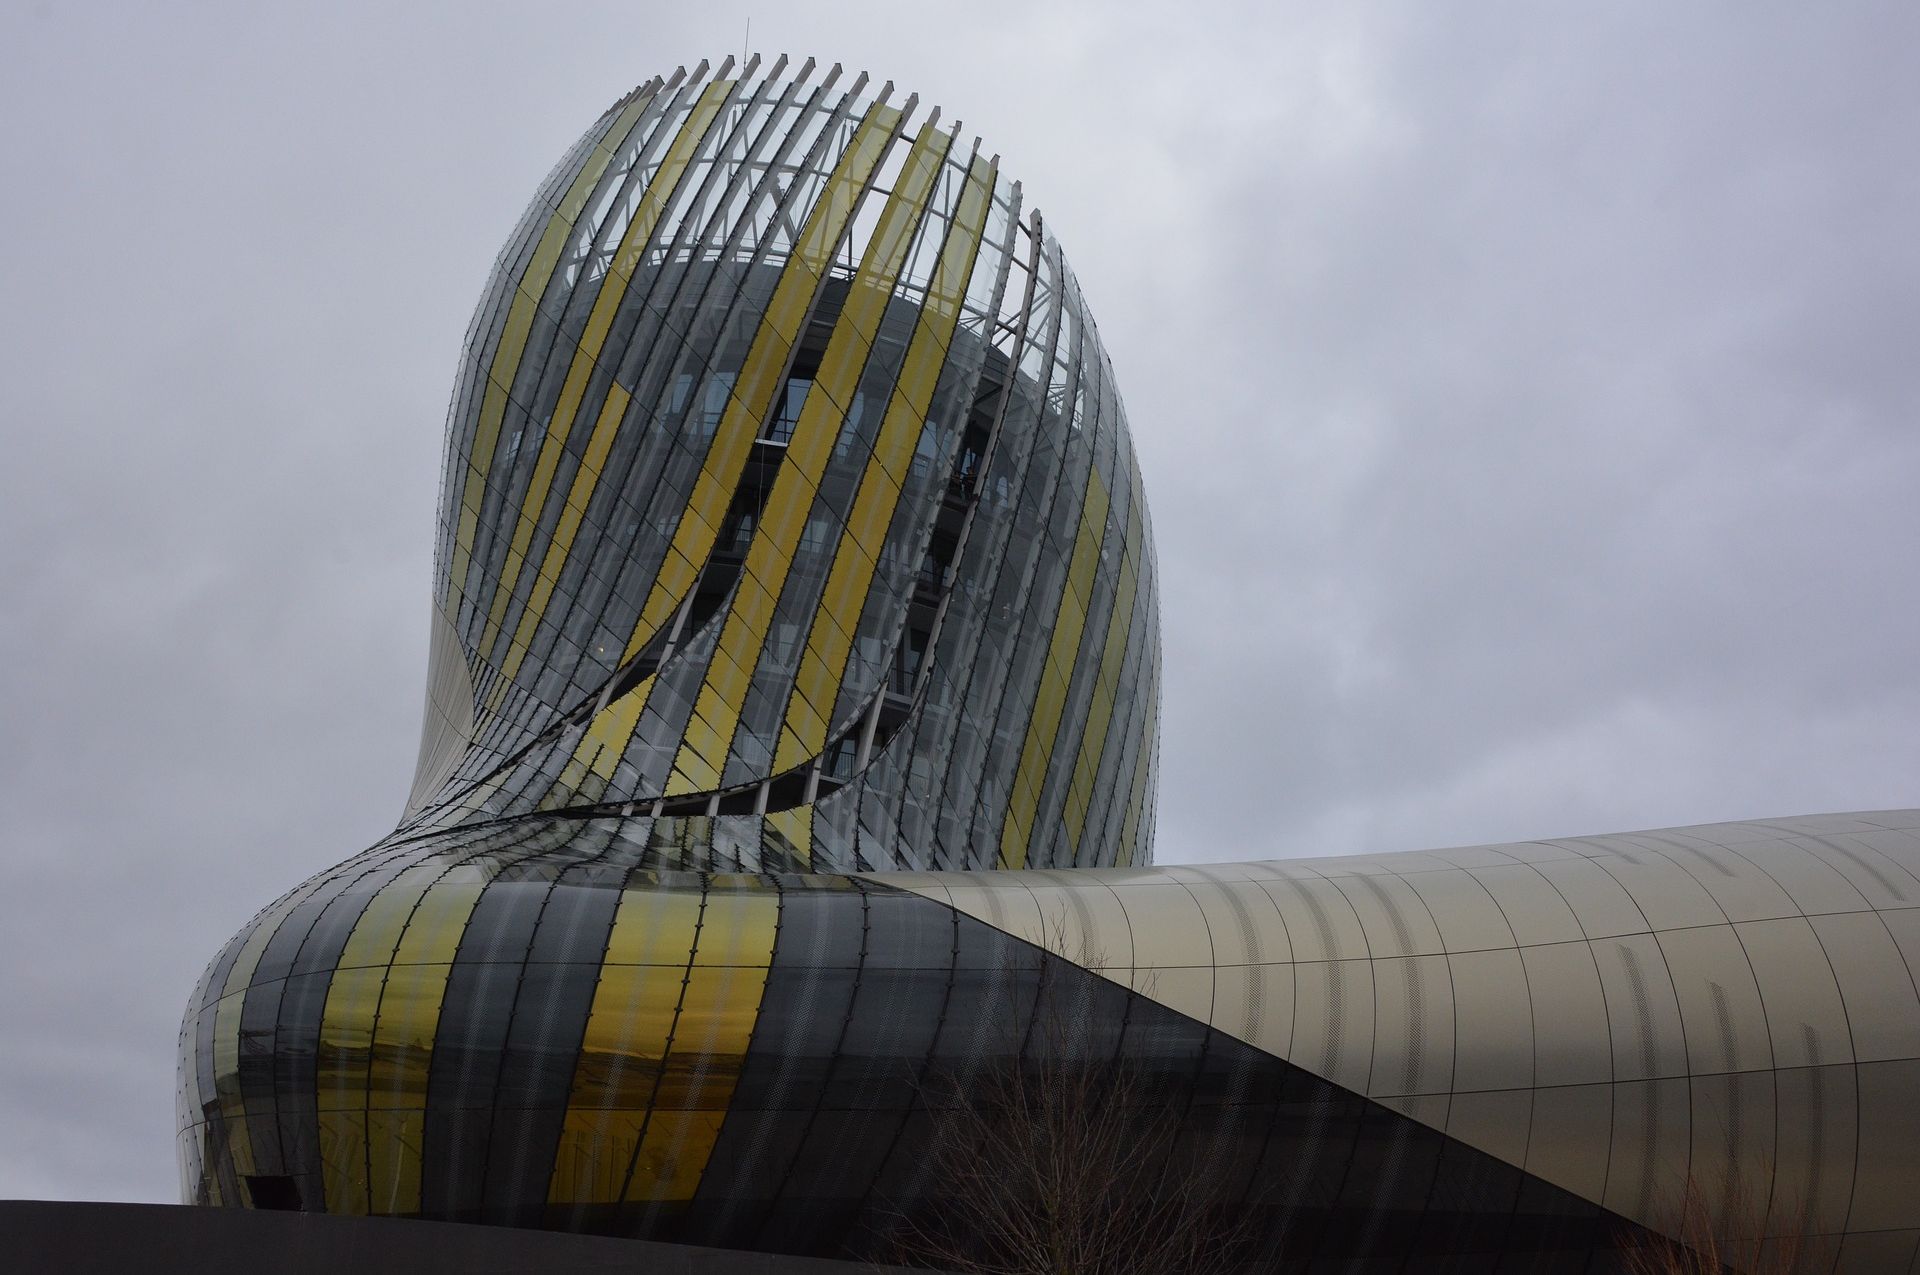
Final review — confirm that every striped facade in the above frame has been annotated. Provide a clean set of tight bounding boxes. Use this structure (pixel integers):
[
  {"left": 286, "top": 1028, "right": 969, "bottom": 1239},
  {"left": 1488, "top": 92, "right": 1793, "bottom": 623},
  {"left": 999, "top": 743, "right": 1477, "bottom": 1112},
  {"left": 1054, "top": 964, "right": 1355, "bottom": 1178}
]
[
  {"left": 404, "top": 55, "right": 1158, "bottom": 875},
  {"left": 180, "top": 60, "right": 1920, "bottom": 1272}
]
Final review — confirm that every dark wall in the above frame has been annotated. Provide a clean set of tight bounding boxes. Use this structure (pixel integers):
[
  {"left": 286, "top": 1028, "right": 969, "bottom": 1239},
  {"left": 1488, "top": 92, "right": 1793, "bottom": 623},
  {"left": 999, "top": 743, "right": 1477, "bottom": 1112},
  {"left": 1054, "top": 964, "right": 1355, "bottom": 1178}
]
[{"left": 0, "top": 1201, "right": 939, "bottom": 1275}]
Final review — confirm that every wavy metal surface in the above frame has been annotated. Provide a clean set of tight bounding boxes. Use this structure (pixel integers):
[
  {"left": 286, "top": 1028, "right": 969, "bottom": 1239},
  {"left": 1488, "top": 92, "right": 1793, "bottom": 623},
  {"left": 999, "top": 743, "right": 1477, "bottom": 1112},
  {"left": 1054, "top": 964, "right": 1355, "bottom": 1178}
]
[{"left": 883, "top": 809, "right": 1920, "bottom": 1268}]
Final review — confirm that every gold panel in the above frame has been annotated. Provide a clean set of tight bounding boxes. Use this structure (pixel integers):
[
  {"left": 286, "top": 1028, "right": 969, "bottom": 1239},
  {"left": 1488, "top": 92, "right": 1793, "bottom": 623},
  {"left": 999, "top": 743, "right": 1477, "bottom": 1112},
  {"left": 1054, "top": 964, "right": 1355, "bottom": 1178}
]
[
  {"left": 543, "top": 879, "right": 715, "bottom": 1206},
  {"left": 365, "top": 1110, "right": 425, "bottom": 1216},
  {"left": 445, "top": 89, "right": 655, "bottom": 614},
  {"left": 390, "top": 880, "right": 484, "bottom": 967},
  {"left": 553, "top": 883, "right": 776, "bottom": 1207},
  {"left": 619, "top": 104, "right": 905, "bottom": 664},
  {"left": 317, "top": 965, "right": 386, "bottom": 1113},
  {"left": 318, "top": 875, "right": 438, "bottom": 1217},
  {"left": 666, "top": 757, "right": 720, "bottom": 797},
  {"left": 545, "top": 963, "right": 686, "bottom": 1206},
  {"left": 843, "top": 465, "right": 901, "bottom": 551},
  {"left": 550, "top": 1109, "right": 648, "bottom": 1209},
  {"left": 669, "top": 706, "right": 730, "bottom": 795},
  {"left": 774, "top": 153, "right": 998, "bottom": 774},
  {"left": 557, "top": 671, "right": 655, "bottom": 793},
  {"left": 582, "top": 967, "right": 686, "bottom": 1088},
  {"left": 543, "top": 105, "right": 908, "bottom": 796},
  {"left": 666, "top": 122, "right": 950, "bottom": 790},
  {"left": 208, "top": 990, "right": 252, "bottom": 1178},
  {"left": 494, "top": 383, "right": 633, "bottom": 686},
  {"left": 365, "top": 964, "right": 452, "bottom": 1107},
  {"left": 693, "top": 889, "right": 780, "bottom": 966},
  {"left": 764, "top": 805, "right": 814, "bottom": 865},
  {"left": 1061, "top": 470, "right": 1143, "bottom": 848},
  {"left": 318, "top": 1110, "right": 370, "bottom": 1217},
  {"left": 810, "top": 545, "right": 871, "bottom": 644},
  {"left": 482, "top": 82, "right": 736, "bottom": 658},
  {"left": 603, "top": 881, "right": 704, "bottom": 965},
  {"left": 625, "top": 1110, "right": 730, "bottom": 1203},
  {"left": 998, "top": 468, "right": 1108, "bottom": 868},
  {"left": 622, "top": 964, "right": 769, "bottom": 1202},
  {"left": 361, "top": 874, "right": 490, "bottom": 1212},
  {"left": 335, "top": 871, "right": 432, "bottom": 971}
]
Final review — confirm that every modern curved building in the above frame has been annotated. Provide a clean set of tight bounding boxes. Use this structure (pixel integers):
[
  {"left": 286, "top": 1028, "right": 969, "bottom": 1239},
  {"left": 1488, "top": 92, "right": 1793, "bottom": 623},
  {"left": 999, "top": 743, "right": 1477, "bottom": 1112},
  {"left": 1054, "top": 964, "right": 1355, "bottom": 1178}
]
[
  {"left": 179, "top": 58, "right": 1920, "bottom": 1272},
  {"left": 400, "top": 55, "right": 1157, "bottom": 876}
]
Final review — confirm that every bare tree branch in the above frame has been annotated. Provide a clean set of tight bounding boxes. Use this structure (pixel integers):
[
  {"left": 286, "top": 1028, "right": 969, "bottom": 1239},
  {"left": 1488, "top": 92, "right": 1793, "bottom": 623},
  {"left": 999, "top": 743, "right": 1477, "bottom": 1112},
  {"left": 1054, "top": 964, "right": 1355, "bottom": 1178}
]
[
  {"left": 1623, "top": 1168, "right": 1806, "bottom": 1275},
  {"left": 886, "top": 912, "right": 1261, "bottom": 1274}
]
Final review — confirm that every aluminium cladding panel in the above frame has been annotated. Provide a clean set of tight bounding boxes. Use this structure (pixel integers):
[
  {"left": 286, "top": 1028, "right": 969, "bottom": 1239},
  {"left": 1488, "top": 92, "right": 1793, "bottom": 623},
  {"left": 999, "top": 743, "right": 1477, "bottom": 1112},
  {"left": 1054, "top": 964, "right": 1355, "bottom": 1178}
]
[
  {"left": 182, "top": 830, "right": 1646, "bottom": 1268},
  {"left": 877, "top": 808, "right": 1920, "bottom": 1265}
]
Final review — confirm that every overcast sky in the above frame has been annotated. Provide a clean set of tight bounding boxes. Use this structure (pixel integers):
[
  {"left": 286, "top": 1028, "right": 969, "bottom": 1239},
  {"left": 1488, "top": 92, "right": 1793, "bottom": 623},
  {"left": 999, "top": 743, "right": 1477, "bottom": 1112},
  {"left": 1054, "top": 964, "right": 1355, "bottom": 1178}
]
[{"left": 2, "top": 0, "right": 1915, "bottom": 1206}]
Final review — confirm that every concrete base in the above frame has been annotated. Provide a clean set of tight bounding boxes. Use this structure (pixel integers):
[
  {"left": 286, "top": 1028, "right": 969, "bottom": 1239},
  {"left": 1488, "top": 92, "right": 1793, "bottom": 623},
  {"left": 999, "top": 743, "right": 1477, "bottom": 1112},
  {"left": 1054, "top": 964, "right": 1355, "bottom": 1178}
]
[{"left": 0, "top": 1201, "right": 937, "bottom": 1274}]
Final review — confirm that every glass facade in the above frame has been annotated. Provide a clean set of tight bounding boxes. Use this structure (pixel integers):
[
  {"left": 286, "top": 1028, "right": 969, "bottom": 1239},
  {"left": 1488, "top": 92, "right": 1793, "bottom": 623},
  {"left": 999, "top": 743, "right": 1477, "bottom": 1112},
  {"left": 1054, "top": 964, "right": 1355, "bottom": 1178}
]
[
  {"left": 398, "top": 56, "right": 1158, "bottom": 875},
  {"left": 178, "top": 57, "right": 1920, "bottom": 1272}
]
